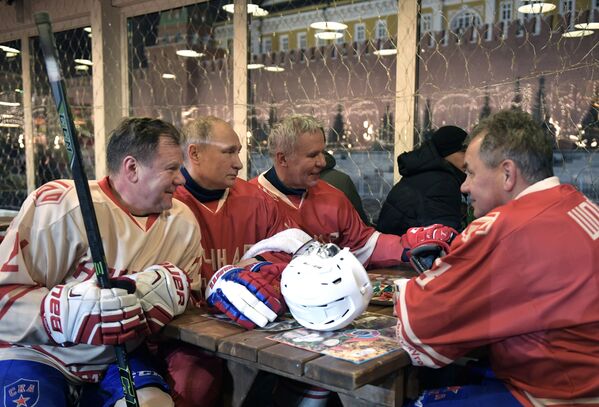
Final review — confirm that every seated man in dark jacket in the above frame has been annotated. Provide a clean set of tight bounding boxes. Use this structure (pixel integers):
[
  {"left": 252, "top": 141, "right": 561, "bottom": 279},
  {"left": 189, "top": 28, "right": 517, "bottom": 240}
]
[{"left": 377, "top": 126, "right": 468, "bottom": 235}]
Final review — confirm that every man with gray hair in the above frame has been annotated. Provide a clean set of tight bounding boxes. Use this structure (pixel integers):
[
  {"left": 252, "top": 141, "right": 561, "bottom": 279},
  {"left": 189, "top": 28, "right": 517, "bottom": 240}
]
[
  {"left": 395, "top": 109, "right": 599, "bottom": 406},
  {"left": 250, "top": 114, "right": 456, "bottom": 268}
]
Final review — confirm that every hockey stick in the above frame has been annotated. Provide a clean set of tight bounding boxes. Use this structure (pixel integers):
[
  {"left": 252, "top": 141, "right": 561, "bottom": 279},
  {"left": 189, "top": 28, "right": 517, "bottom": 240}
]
[{"left": 34, "top": 12, "right": 140, "bottom": 407}]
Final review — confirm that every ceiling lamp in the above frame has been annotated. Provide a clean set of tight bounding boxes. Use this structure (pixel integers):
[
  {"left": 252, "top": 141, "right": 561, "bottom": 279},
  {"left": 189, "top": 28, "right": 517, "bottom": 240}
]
[
  {"left": 162, "top": 73, "right": 176, "bottom": 79},
  {"left": 74, "top": 65, "right": 90, "bottom": 71},
  {"left": 176, "top": 49, "right": 204, "bottom": 58},
  {"left": 562, "top": 29, "right": 594, "bottom": 38},
  {"left": 315, "top": 31, "right": 343, "bottom": 40},
  {"left": 74, "top": 58, "right": 93, "bottom": 66},
  {"left": 222, "top": 3, "right": 268, "bottom": 16},
  {"left": 0, "top": 45, "right": 20, "bottom": 54},
  {"left": 0, "top": 101, "right": 20, "bottom": 107},
  {"left": 575, "top": 22, "right": 599, "bottom": 30},
  {"left": 264, "top": 66, "right": 284, "bottom": 72},
  {"left": 84, "top": 27, "right": 91, "bottom": 33},
  {"left": 517, "top": 1, "right": 556, "bottom": 14},
  {"left": 310, "top": 21, "right": 347, "bottom": 31},
  {"left": 247, "top": 63, "right": 265, "bottom": 70},
  {"left": 374, "top": 48, "right": 398, "bottom": 56}
]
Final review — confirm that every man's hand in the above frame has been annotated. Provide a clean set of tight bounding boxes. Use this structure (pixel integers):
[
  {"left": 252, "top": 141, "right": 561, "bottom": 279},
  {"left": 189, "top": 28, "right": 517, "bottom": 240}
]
[
  {"left": 126, "top": 263, "right": 190, "bottom": 333},
  {"left": 42, "top": 278, "right": 149, "bottom": 346},
  {"left": 205, "top": 262, "right": 285, "bottom": 329},
  {"left": 400, "top": 224, "right": 458, "bottom": 264}
]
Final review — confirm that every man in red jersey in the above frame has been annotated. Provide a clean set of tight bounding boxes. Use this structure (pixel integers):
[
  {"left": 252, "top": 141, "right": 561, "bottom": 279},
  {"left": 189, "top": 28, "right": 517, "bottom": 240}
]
[
  {"left": 163, "top": 116, "right": 302, "bottom": 407},
  {"left": 174, "top": 116, "right": 296, "bottom": 287},
  {"left": 249, "top": 114, "right": 456, "bottom": 269},
  {"left": 395, "top": 109, "right": 599, "bottom": 407}
]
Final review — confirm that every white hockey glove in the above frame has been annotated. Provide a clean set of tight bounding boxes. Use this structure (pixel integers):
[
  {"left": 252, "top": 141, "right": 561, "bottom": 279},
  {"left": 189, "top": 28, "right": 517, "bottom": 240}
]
[
  {"left": 42, "top": 278, "right": 149, "bottom": 346},
  {"left": 241, "top": 228, "right": 312, "bottom": 261},
  {"left": 125, "top": 263, "right": 190, "bottom": 333}
]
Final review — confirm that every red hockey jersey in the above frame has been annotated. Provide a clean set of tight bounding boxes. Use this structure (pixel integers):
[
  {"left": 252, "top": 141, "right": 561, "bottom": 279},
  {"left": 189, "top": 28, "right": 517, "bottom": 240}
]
[
  {"left": 394, "top": 178, "right": 599, "bottom": 406},
  {"left": 175, "top": 177, "right": 295, "bottom": 286},
  {"left": 250, "top": 172, "right": 405, "bottom": 268}
]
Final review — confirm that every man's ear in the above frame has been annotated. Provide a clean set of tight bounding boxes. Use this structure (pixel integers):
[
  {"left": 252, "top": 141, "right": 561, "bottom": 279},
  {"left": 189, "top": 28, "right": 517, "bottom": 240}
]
[
  {"left": 501, "top": 159, "right": 518, "bottom": 192},
  {"left": 275, "top": 151, "right": 288, "bottom": 167},
  {"left": 122, "top": 156, "right": 139, "bottom": 182},
  {"left": 187, "top": 144, "right": 201, "bottom": 164}
]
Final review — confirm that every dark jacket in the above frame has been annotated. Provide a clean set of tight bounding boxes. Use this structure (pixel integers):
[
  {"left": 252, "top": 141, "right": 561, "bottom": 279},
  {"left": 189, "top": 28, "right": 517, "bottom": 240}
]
[
  {"left": 319, "top": 151, "right": 371, "bottom": 225},
  {"left": 376, "top": 141, "right": 466, "bottom": 235}
]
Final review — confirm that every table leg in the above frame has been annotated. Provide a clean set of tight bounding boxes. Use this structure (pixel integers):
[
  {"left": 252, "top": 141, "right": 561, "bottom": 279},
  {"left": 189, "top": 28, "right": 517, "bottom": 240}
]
[
  {"left": 225, "top": 359, "right": 260, "bottom": 407},
  {"left": 337, "top": 371, "right": 404, "bottom": 407}
]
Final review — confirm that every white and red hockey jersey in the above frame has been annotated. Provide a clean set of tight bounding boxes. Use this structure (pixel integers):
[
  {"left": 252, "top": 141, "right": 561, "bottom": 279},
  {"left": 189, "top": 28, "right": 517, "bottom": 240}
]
[
  {"left": 0, "top": 178, "right": 202, "bottom": 383},
  {"left": 394, "top": 178, "right": 599, "bottom": 406},
  {"left": 174, "top": 177, "right": 296, "bottom": 286},
  {"left": 250, "top": 171, "right": 406, "bottom": 268}
]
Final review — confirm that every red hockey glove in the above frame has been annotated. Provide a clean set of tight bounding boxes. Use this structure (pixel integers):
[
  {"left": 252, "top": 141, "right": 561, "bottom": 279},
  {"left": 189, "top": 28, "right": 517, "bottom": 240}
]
[
  {"left": 205, "top": 262, "right": 286, "bottom": 329},
  {"left": 42, "top": 278, "right": 150, "bottom": 346},
  {"left": 400, "top": 224, "right": 457, "bottom": 265},
  {"left": 125, "top": 262, "right": 190, "bottom": 333}
]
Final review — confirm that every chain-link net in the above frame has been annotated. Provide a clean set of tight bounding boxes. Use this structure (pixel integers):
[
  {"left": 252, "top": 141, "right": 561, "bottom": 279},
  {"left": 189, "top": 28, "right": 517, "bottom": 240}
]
[
  {"left": 1, "top": 0, "right": 597, "bottom": 222},
  {"left": 31, "top": 27, "right": 95, "bottom": 188},
  {"left": 416, "top": 4, "right": 599, "bottom": 202},
  {"left": 0, "top": 39, "right": 26, "bottom": 210}
]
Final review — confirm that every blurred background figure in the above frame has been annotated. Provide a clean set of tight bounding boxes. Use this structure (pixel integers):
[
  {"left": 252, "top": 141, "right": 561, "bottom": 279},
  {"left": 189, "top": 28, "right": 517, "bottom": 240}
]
[
  {"left": 320, "top": 151, "right": 370, "bottom": 225},
  {"left": 377, "top": 126, "right": 468, "bottom": 235}
]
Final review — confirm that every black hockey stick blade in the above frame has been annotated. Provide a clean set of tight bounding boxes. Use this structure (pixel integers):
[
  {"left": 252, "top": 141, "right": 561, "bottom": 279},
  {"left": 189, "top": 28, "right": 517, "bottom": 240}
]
[{"left": 34, "top": 12, "right": 139, "bottom": 407}]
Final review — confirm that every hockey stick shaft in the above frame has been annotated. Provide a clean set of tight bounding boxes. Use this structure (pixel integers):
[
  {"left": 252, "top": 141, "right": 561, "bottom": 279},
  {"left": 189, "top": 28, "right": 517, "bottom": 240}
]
[{"left": 34, "top": 12, "right": 139, "bottom": 407}]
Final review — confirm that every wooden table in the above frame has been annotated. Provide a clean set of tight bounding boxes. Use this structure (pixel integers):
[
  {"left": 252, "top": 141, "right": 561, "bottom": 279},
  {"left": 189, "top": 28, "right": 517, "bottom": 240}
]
[{"left": 163, "top": 268, "right": 416, "bottom": 407}]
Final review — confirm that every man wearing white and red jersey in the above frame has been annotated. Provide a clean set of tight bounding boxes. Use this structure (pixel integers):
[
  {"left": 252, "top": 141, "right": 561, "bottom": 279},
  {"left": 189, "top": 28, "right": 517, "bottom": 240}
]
[
  {"left": 174, "top": 116, "right": 295, "bottom": 287},
  {"left": 250, "top": 115, "right": 455, "bottom": 269},
  {"left": 395, "top": 109, "right": 599, "bottom": 407},
  {"left": 0, "top": 118, "right": 202, "bottom": 407}
]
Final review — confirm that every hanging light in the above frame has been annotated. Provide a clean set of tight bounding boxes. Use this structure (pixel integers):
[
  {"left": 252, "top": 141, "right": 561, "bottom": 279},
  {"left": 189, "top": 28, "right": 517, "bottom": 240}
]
[
  {"left": 176, "top": 49, "right": 204, "bottom": 58},
  {"left": 517, "top": 1, "right": 556, "bottom": 14},
  {"left": 562, "top": 29, "right": 594, "bottom": 38},
  {"left": 373, "top": 48, "right": 397, "bottom": 56},
  {"left": 264, "top": 66, "right": 284, "bottom": 72},
  {"left": 74, "top": 58, "right": 93, "bottom": 66},
  {"left": 575, "top": 22, "right": 599, "bottom": 30},
  {"left": 0, "top": 45, "right": 20, "bottom": 54},
  {"left": 222, "top": 3, "right": 268, "bottom": 17},
  {"left": 314, "top": 31, "right": 343, "bottom": 40},
  {"left": 247, "top": 63, "right": 265, "bottom": 70}
]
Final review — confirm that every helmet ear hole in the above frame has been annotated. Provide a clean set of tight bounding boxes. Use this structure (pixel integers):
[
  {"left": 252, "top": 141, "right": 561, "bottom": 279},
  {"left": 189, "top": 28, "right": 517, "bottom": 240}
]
[{"left": 281, "top": 246, "right": 374, "bottom": 331}]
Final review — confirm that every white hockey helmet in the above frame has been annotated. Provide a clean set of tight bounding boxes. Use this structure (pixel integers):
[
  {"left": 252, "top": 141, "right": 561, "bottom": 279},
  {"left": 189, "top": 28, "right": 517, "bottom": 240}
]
[{"left": 281, "top": 241, "right": 373, "bottom": 331}]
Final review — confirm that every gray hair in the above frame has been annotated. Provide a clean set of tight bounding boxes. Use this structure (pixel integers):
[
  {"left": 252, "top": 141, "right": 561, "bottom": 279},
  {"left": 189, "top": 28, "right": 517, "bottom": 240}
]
[
  {"left": 181, "top": 116, "right": 228, "bottom": 151},
  {"left": 268, "top": 115, "right": 324, "bottom": 157},
  {"left": 469, "top": 109, "right": 554, "bottom": 184}
]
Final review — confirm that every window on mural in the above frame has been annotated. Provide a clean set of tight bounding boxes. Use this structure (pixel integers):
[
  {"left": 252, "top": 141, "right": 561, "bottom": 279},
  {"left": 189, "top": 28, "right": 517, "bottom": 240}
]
[
  {"left": 450, "top": 9, "right": 482, "bottom": 34},
  {"left": 355, "top": 23, "right": 366, "bottom": 42}
]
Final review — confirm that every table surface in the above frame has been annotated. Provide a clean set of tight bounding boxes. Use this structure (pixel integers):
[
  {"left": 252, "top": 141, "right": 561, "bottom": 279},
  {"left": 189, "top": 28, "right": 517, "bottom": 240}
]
[{"left": 163, "top": 267, "right": 417, "bottom": 406}]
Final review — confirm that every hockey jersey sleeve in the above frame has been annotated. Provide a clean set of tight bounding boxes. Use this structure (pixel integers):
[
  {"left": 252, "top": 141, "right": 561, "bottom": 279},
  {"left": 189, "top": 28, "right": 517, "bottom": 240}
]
[
  {"left": 0, "top": 186, "right": 86, "bottom": 345},
  {"left": 332, "top": 193, "right": 404, "bottom": 268}
]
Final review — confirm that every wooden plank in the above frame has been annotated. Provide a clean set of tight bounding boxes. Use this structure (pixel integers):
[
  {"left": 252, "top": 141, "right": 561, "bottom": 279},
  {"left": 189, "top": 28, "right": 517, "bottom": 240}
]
[
  {"left": 218, "top": 329, "right": 280, "bottom": 362},
  {"left": 177, "top": 319, "right": 245, "bottom": 351},
  {"left": 304, "top": 350, "right": 411, "bottom": 390},
  {"left": 161, "top": 308, "right": 210, "bottom": 340},
  {"left": 258, "top": 343, "right": 322, "bottom": 376}
]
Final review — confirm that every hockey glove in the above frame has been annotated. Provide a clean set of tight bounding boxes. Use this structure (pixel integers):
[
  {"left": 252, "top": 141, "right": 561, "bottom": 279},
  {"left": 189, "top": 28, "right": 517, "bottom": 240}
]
[
  {"left": 205, "top": 262, "right": 286, "bottom": 329},
  {"left": 400, "top": 224, "right": 457, "bottom": 266},
  {"left": 42, "top": 278, "right": 149, "bottom": 346},
  {"left": 125, "top": 263, "right": 191, "bottom": 333}
]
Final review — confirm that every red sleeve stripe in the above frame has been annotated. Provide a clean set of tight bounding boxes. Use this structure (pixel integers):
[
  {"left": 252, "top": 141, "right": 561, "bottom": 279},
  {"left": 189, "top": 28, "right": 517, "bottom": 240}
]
[
  {"left": 0, "top": 285, "right": 39, "bottom": 321},
  {"left": 396, "top": 279, "right": 454, "bottom": 367}
]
